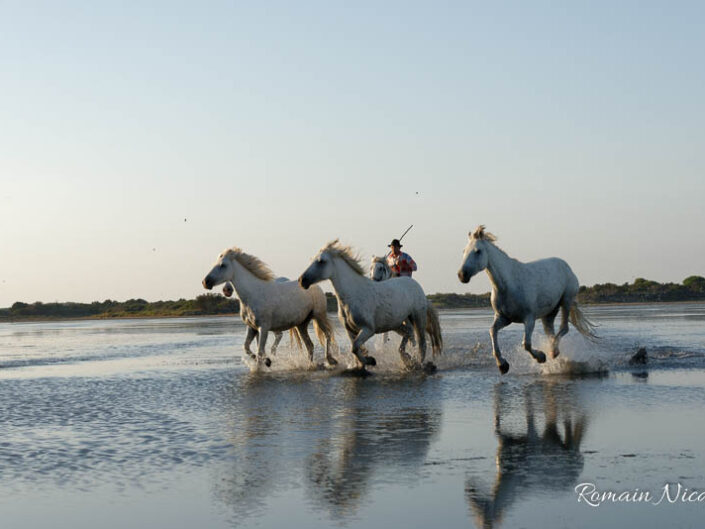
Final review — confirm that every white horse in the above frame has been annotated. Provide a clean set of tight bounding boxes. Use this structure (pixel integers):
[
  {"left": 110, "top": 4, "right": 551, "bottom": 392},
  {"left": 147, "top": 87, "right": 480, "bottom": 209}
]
[
  {"left": 458, "top": 225, "right": 597, "bottom": 375},
  {"left": 203, "top": 248, "right": 337, "bottom": 368},
  {"left": 222, "top": 278, "right": 292, "bottom": 355},
  {"left": 370, "top": 256, "right": 416, "bottom": 348},
  {"left": 299, "top": 240, "right": 442, "bottom": 371}
]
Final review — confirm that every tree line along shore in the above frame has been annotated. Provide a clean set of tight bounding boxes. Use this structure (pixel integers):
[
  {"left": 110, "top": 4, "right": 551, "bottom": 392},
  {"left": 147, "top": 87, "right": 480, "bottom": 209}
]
[{"left": 1, "top": 276, "right": 704, "bottom": 322}]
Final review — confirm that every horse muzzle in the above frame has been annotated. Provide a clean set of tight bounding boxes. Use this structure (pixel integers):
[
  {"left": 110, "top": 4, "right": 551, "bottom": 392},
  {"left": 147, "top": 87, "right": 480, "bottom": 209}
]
[
  {"left": 298, "top": 275, "right": 311, "bottom": 290},
  {"left": 202, "top": 277, "right": 214, "bottom": 290},
  {"left": 458, "top": 269, "right": 471, "bottom": 284}
]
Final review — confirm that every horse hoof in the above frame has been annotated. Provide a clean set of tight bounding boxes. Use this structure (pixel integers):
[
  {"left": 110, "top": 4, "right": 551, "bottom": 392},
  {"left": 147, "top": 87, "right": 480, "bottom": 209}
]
[
  {"left": 264, "top": 357, "right": 272, "bottom": 368},
  {"left": 423, "top": 362, "right": 437, "bottom": 374},
  {"left": 364, "top": 356, "right": 377, "bottom": 367},
  {"left": 498, "top": 360, "right": 510, "bottom": 375},
  {"left": 551, "top": 349, "right": 560, "bottom": 359},
  {"left": 535, "top": 351, "right": 546, "bottom": 364},
  {"left": 326, "top": 357, "right": 338, "bottom": 367},
  {"left": 341, "top": 366, "right": 371, "bottom": 377}
]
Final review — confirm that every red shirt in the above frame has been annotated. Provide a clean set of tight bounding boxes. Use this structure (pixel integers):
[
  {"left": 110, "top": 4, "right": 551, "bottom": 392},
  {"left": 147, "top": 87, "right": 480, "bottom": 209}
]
[{"left": 387, "top": 251, "right": 417, "bottom": 277}]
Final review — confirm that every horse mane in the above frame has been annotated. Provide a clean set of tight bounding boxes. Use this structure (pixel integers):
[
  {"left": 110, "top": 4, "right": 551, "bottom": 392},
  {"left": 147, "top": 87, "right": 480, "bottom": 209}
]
[
  {"left": 222, "top": 247, "right": 275, "bottom": 281},
  {"left": 471, "top": 225, "right": 497, "bottom": 242},
  {"left": 371, "top": 255, "right": 389, "bottom": 266},
  {"left": 471, "top": 225, "right": 516, "bottom": 260},
  {"left": 320, "top": 239, "right": 365, "bottom": 276}
]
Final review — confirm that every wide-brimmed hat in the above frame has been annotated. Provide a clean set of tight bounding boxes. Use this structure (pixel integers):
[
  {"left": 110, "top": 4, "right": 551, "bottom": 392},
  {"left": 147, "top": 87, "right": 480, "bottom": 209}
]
[{"left": 388, "top": 238, "right": 402, "bottom": 248}]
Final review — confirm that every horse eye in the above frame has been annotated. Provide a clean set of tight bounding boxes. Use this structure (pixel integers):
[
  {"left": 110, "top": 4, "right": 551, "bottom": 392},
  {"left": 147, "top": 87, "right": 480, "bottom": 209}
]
[{"left": 220, "top": 263, "right": 227, "bottom": 269}]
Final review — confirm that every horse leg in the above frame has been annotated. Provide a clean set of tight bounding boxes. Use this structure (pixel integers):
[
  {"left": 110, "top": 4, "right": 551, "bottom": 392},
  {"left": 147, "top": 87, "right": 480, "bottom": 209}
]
[
  {"left": 410, "top": 310, "right": 428, "bottom": 365},
  {"left": 394, "top": 324, "right": 415, "bottom": 368},
  {"left": 522, "top": 318, "right": 546, "bottom": 364},
  {"left": 352, "top": 327, "right": 376, "bottom": 368},
  {"left": 490, "top": 314, "right": 511, "bottom": 374},
  {"left": 316, "top": 319, "right": 338, "bottom": 367},
  {"left": 314, "top": 315, "right": 338, "bottom": 367},
  {"left": 552, "top": 297, "right": 573, "bottom": 359},
  {"left": 271, "top": 331, "right": 283, "bottom": 355},
  {"left": 542, "top": 305, "right": 559, "bottom": 359},
  {"left": 344, "top": 320, "right": 369, "bottom": 357},
  {"left": 243, "top": 326, "right": 258, "bottom": 360},
  {"left": 297, "top": 323, "right": 315, "bottom": 364},
  {"left": 403, "top": 318, "right": 416, "bottom": 347},
  {"left": 256, "top": 325, "right": 272, "bottom": 367},
  {"left": 323, "top": 333, "right": 337, "bottom": 367}
]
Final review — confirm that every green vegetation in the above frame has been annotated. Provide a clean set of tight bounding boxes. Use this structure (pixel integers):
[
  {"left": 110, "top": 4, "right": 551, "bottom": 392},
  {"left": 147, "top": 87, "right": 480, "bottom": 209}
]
[
  {"left": 0, "top": 294, "right": 239, "bottom": 321},
  {"left": 427, "top": 292, "right": 491, "bottom": 308},
  {"left": 428, "top": 276, "right": 705, "bottom": 308},
  {"left": 577, "top": 276, "right": 705, "bottom": 304},
  {"left": 1, "top": 276, "right": 703, "bottom": 321}
]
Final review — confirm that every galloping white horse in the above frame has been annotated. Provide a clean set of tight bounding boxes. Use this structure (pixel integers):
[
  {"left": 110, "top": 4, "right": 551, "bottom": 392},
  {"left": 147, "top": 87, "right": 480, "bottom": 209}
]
[
  {"left": 222, "top": 278, "right": 292, "bottom": 354},
  {"left": 458, "top": 226, "right": 597, "bottom": 374},
  {"left": 203, "top": 248, "right": 337, "bottom": 368},
  {"left": 370, "top": 256, "right": 416, "bottom": 348},
  {"left": 299, "top": 240, "right": 442, "bottom": 370}
]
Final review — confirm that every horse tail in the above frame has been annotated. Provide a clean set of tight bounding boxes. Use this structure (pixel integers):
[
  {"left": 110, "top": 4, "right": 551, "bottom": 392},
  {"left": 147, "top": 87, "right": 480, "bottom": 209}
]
[
  {"left": 426, "top": 303, "right": 443, "bottom": 357},
  {"left": 313, "top": 314, "right": 336, "bottom": 349},
  {"left": 569, "top": 302, "right": 599, "bottom": 342},
  {"left": 289, "top": 328, "right": 303, "bottom": 351}
]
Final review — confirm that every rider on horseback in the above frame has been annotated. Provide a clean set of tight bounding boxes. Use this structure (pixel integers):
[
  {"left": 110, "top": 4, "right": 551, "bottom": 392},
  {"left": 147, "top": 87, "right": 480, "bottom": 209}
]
[{"left": 386, "top": 239, "right": 417, "bottom": 278}]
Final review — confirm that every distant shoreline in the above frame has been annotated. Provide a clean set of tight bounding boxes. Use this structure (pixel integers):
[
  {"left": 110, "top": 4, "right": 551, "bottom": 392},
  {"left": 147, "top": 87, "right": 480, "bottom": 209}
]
[
  {"left": 2, "top": 277, "right": 704, "bottom": 323},
  {"left": 1, "top": 299, "right": 704, "bottom": 324}
]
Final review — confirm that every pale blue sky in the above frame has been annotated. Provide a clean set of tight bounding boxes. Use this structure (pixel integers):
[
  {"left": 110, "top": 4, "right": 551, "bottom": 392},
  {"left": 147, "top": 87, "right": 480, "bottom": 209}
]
[{"left": 1, "top": 1, "right": 704, "bottom": 306}]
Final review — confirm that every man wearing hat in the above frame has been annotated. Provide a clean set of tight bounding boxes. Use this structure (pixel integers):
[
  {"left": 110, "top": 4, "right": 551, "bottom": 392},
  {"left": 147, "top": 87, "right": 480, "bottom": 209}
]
[{"left": 386, "top": 239, "right": 417, "bottom": 278}]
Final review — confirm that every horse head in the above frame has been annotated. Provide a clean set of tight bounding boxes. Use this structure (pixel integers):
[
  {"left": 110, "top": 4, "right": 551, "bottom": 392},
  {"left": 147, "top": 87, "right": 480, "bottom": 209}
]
[
  {"left": 370, "top": 256, "right": 392, "bottom": 281},
  {"left": 299, "top": 250, "right": 334, "bottom": 290},
  {"left": 203, "top": 250, "right": 234, "bottom": 290},
  {"left": 458, "top": 225, "right": 494, "bottom": 283}
]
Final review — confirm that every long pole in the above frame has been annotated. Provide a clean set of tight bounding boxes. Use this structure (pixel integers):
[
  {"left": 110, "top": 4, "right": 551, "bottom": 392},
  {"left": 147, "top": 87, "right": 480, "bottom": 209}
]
[
  {"left": 385, "top": 224, "right": 414, "bottom": 258},
  {"left": 398, "top": 224, "right": 413, "bottom": 242}
]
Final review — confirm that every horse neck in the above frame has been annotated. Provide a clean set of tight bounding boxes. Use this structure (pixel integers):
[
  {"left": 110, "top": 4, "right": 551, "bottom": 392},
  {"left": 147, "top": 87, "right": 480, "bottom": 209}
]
[
  {"left": 228, "top": 258, "right": 267, "bottom": 305},
  {"left": 382, "top": 263, "right": 392, "bottom": 280},
  {"left": 484, "top": 243, "right": 518, "bottom": 294},
  {"left": 329, "top": 257, "right": 369, "bottom": 304}
]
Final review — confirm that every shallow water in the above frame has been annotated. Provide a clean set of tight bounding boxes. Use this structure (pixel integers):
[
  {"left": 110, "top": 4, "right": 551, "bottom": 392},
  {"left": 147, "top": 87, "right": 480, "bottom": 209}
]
[{"left": 1, "top": 304, "right": 705, "bottom": 528}]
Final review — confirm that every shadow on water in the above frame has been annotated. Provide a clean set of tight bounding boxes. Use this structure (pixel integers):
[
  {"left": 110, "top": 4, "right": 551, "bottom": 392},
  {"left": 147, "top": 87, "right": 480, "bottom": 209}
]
[
  {"left": 213, "top": 372, "right": 443, "bottom": 524},
  {"left": 466, "top": 378, "right": 592, "bottom": 529}
]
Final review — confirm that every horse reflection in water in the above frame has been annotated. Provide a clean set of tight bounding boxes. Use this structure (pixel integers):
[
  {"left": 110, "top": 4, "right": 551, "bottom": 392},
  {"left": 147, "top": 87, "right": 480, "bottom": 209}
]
[
  {"left": 466, "top": 380, "right": 589, "bottom": 529},
  {"left": 305, "top": 377, "right": 442, "bottom": 518},
  {"left": 212, "top": 375, "right": 298, "bottom": 521},
  {"left": 212, "top": 374, "right": 442, "bottom": 523}
]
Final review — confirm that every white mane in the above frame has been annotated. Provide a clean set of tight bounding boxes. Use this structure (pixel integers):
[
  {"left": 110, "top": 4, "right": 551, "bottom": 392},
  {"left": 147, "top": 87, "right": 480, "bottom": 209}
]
[
  {"left": 320, "top": 239, "right": 365, "bottom": 276},
  {"left": 222, "top": 247, "right": 275, "bottom": 281},
  {"left": 471, "top": 224, "right": 498, "bottom": 242}
]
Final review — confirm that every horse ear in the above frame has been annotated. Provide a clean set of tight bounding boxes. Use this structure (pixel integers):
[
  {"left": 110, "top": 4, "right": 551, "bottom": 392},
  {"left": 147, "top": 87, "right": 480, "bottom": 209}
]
[{"left": 472, "top": 225, "right": 486, "bottom": 240}]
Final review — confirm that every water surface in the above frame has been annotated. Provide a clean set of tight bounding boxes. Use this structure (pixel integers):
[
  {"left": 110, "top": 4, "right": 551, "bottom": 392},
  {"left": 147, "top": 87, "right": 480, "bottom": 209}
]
[{"left": 1, "top": 304, "right": 704, "bottom": 528}]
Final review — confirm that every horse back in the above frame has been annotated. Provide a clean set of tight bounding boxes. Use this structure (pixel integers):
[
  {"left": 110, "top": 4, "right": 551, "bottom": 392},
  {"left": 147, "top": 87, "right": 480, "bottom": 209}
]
[
  {"left": 528, "top": 258, "right": 579, "bottom": 308},
  {"left": 494, "top": 257, "right": 578, "bottom": 320}
]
